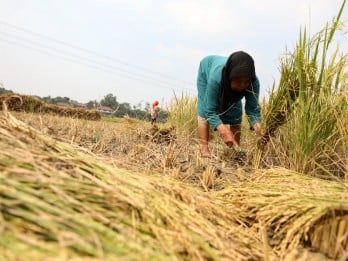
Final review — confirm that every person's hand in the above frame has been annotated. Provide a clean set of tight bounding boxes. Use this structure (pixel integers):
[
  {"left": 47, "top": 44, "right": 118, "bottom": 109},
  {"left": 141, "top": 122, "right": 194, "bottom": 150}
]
[
  {"left": 253, "top": 122, "right": 268, "bottom": 146},
  {"left": 216, "top": 124, "right": 238, "bottom": 148},
  {"left": 253, "top": 122, "right": 263, "bottom": 135}
]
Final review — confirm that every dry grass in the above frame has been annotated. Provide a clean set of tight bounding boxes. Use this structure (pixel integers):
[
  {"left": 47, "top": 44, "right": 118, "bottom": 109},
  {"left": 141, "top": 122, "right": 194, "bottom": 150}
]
[
  {"left": 1, "top": 4, "right": 348, "bottom": 257},
  {"left": 11, "top": 111, "right": 252, "bottom": 189},
  {"left": 0, "top": 108, "right": 270, "bottom": 260},
  {"left": 1, "top": 109, "right": 348, "bottom": 260},
  {"left": 216, "top": 169, "right": 348, "bottom": 259}
]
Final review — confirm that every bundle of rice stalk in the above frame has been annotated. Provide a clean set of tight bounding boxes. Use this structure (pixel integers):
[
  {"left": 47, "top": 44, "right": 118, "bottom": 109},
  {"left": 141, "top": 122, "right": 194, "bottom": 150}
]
[
  {"left": 87, "top": 110, "right": 102, "bottom": 121},
  {"left": 0, "top": 93, "right": 45, "bottom": 112},
  {"left": 216, "top": 169, "right": 348, "bottom": 259},
  {"left": 0, "top": 108, "right": 272, "bottom": 260},
  {"left": 44, "top": 103, "right": 101, "bottom": 120},
  {"left": 258, "top": 0, "right": 346, "bottom": 149}
]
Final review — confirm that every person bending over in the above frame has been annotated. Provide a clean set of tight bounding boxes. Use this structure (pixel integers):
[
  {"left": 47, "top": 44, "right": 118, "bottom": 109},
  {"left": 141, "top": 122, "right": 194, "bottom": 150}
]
[{"left": 196, "top": 51, "right": 262, "bottom": 157}]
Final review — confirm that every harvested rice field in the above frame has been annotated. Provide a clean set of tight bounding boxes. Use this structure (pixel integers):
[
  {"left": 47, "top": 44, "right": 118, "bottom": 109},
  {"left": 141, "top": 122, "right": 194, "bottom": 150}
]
[
  {"left": 0, "top": 109, "right": 347, "bottom": 260},
  {"left": 1, "top": 2, "right": 348, "bottom": 260}
]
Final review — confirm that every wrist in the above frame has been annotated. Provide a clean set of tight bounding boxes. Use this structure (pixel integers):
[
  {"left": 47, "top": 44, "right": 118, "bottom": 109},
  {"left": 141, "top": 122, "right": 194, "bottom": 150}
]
[
  {"left": 216, "top": 124, "right": 226, "bottom": 132},
  {"left": 253, "top": 122, "right": 261, "bottom": 131}
]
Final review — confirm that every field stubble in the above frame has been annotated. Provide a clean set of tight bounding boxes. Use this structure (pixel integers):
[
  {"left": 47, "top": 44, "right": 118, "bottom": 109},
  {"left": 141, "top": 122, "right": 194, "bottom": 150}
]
[{"left": 1, "top": 111, "right": 346, "bottom": 260}]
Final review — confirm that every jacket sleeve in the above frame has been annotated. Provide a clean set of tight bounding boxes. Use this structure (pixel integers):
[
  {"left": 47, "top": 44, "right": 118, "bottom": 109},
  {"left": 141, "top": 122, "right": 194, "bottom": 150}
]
[
  {"left": 244, "top": 77, "right": 262, "bottom": 129},
  {"left": 205, "top": 79, "right": 223, "bottom": 130}
]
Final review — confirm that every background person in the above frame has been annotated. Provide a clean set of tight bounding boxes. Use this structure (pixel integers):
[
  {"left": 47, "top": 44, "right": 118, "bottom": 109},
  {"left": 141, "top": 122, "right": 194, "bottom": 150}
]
[{"left": 150, "top": 100, "right": 159, "bottom": 124}]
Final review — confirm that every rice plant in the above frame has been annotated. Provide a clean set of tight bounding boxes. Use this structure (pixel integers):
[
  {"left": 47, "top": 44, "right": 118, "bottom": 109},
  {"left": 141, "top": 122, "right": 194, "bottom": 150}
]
[
  {"left": 256, "top": 0, "right": 348, "bottom": 178},
  {"left": 167, "top": 91, "right": 198, "bottom": 139}
]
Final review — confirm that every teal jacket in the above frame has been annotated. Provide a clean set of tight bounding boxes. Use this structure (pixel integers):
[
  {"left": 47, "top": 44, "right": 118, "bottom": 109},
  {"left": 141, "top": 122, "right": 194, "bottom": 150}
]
[{"left": 197, "top": 55, "right": 261, "bottom": 129}]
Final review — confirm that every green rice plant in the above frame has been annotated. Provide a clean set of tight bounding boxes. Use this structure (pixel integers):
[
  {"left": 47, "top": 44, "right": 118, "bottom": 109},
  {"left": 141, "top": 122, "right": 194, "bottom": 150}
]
[
  {"left": 260, "top": 0, "right": 346, "bottom": 139},
  {"left": 283, "top": 86, "right": 348, "bottom": 177},
  {"left": 101, "top": 115, "right": 122, "bottom": 123},
  {"left": 335, "top": 92, "right": 348, "bottom": 182},
  {"left": 255, "top": 0, "right": 348, "bottom": 178}
]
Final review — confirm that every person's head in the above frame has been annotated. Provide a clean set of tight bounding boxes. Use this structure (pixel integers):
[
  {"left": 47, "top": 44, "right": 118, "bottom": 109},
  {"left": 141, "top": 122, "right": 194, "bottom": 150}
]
[
  {"left": 225, "top": 51, "right": 256, "bottom": 92},
  {"left": 230, "top": 76, "right": 252, "bottom": 92}
]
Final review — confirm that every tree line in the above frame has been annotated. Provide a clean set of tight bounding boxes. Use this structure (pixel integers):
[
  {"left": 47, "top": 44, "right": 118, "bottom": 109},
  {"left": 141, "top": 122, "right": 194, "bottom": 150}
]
[
  {"left": 87, "top": 93, "right": 169, "bottom": 122},
  {"left": 0, "top": 87, "right": 169, "bottom": 123}
]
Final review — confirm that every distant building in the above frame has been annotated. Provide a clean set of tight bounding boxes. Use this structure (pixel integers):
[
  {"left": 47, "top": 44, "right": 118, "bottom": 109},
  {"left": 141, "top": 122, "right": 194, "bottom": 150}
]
[
  {"left": 98, "top": 106, "right": 114, "bottom": 114},
  {"left": 56, "top": 102, "right": 71, "bottom": 108},
  {"left": 70, "top": 100, "right": 87, "bottom": 108}
]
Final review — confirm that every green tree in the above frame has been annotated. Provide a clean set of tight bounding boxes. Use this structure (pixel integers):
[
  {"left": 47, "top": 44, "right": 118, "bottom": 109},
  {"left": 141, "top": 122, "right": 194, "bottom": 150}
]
[
  {"left": 100, "top": 93, "right": 118, "bottom": 109},
  {"left": 0, "top": 87, "right": 13, "bottom": 95},
  {"left": 86, "top": 100, "right": 98, "bottom": 109},
  {"left": 144, "top": 102, "right": 150, "bottom": 112},
  {"left": 53, "top": 96, "right": 70, "bottom": 104},
  {"left": 157, "top": 108, "right": 169, "bottom": 123},
  {"left": 114, "top": 102, "right": 131, "bottom": 117},
  {"left": 41, "top": 96, "right": 52, "bottom": 103}
]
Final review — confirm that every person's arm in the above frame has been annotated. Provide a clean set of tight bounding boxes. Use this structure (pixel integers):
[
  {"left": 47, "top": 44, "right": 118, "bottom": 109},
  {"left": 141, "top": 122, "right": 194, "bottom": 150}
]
[
  {"left": 205, "top": 80, "right": 239, "bottom": 147},
  {"left": 204, "top": 79, "right": 223, "bottom": 130},
  {"left": 245, "top": 77, "right": 262, "bottom": 130}
]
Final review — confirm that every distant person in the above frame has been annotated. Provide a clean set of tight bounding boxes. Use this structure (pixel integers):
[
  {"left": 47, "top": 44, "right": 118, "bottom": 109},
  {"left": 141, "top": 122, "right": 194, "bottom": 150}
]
[
  {"left": 150, "top": 100, "right": 159, "bottom": 124},
  {"left": 196, "top": 51, "right": 262, "bottom": 157}
]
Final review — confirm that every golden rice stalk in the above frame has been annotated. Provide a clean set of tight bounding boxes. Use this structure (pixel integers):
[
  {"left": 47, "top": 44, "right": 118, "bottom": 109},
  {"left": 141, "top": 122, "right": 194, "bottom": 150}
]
[
  {"left": 216, "top": 169, "right": 348, "bottom": 259},
  {"left": 0, "top": 108, "right": 270, "bottom": 260},
  {"left": 0, "top": 93, "right": 101, "bottom": 120},
  {"left": 0, "top": 93, "right": 44, "bottom": 112}
]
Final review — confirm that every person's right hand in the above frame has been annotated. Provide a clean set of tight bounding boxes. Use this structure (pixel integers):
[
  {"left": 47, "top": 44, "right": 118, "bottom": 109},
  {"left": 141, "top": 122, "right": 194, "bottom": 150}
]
[{"left": 216, "top": 124, "right": 238, "bottom": 148}]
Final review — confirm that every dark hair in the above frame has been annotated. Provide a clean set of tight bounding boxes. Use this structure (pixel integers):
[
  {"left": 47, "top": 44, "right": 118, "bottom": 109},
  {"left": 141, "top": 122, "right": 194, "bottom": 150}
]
[
  {"left": 224, "top": 51, "right": 256, "bottom": 81},
  {"left": 218, "top": 51, "right": 256, "bottom": 113}
]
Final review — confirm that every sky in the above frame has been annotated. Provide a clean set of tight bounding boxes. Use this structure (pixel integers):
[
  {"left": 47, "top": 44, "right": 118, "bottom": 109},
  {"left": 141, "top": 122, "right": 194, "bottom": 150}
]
[{"left": 0, "top": 0, "right": 347, "bottom": 108}]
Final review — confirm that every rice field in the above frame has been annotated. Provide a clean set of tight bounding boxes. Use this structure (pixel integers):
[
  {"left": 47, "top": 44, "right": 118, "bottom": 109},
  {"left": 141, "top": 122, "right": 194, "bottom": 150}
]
[
  {"left": 1, "top": 2, "right": 348, "bottom": 260},
  {"left": 0, "top": 102, "right": 347, "bottom": 260}
]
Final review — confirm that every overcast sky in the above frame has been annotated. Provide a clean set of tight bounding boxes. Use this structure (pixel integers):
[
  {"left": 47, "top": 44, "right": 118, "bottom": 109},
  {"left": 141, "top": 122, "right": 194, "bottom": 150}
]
[{"left": 0, "top": 0, "right": 347, "bottom": 107}]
